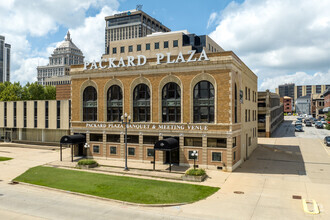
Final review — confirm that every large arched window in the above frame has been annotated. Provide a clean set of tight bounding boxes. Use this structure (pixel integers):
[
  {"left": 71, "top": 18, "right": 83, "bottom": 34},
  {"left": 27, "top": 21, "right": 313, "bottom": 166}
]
[
  {"left": 162, "top": 82, "right": 181, "bottom": 122},
  {"left": 234, "top": 83, "right": 238, "bottom": 123},
  {"left": 133, "top": 83, "right": 150, "bottom": 122},
  {"left": 193, "top": 81, "right": 214, "bottom": 123},
  {"left": 83, "top": 86, "right": 97, "bottom": 121},
  {"left": 107, "top": 85, "right": 122, "bottom": 121}
]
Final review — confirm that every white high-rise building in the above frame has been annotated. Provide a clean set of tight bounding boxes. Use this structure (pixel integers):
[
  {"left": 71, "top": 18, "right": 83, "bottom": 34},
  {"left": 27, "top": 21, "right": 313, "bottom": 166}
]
[
  {"left": 0, "top": 35, "right": 11, "bottom": 83},
  {"left": 37, "top": 31, "right": 84, "bottom": 86}
]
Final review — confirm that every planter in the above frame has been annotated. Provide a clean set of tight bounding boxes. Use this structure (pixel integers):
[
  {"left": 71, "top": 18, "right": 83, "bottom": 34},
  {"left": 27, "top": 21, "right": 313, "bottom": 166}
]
[
  {"left": 182, "top": 174, "right": 207, "bottom": 182},
  {"left": 78, "top": 163, "right": 98, "bottom": 169}
]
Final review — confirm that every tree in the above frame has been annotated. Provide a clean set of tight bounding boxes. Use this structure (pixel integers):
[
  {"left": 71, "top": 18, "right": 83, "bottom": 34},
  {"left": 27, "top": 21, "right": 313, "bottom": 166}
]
[
  {"left": 326, "top": 112, "right": 330, "bottom": 130},
  {"left": 44, "top": 85, "right": 56, "bottom": 100}
]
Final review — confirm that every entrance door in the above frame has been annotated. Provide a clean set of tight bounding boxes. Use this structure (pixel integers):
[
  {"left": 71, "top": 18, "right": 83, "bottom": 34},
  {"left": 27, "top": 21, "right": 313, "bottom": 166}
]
[
  {"left": 164, "top": 136, "right": 180, "bottom": 164},
  {"left": 78, "top": 143, "right": 84, "bottom": 156},
  {"left": 5, "top": 131, "right": 12, "bottom": 142}
]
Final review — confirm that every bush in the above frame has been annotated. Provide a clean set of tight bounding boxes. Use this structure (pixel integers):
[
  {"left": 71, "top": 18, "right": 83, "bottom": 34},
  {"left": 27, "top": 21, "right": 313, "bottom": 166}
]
[
  {"left": 78, "top": 159, "right": 98, "bottom": 166},
  {"left": 185, "top": 168, "right": 206, "bottom": 176}
]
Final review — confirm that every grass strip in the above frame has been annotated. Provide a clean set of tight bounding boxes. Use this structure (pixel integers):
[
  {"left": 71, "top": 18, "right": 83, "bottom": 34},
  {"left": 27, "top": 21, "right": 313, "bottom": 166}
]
[
  {"left": 14, "top": 166, "right": 219, "bottom": 204},
  {"left": 0, "top": 156, "right": 12, "bottom": 161}
]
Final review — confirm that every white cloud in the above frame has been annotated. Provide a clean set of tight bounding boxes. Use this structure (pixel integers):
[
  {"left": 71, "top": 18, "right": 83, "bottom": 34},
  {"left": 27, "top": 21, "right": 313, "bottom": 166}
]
[
  {"left": 0, "top": 0, "right": 119, "bottom": 84},
  {"left": 207, "top": 12, "right": 219, "bottom": 29},
  {"left": 260, "top": 70, "right": 330, "bottom": 91},
  {"left": 209, "top": 0, "right": 330, "bottom": 90}
]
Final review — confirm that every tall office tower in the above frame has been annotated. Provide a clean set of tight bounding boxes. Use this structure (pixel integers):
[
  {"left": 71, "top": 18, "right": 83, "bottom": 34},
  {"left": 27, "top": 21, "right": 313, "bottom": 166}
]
[
  {"left": 278, "top": 83, "right": 295, "bottom": 98},
  {"left": 37, "top": 31, "right": 84, "bottom": 86},
  {"left": 0, "top": 35, "right": 11, "bottom": 83},
  {"left": 104, "top": 8, "right": 171, "bottom": 55}
]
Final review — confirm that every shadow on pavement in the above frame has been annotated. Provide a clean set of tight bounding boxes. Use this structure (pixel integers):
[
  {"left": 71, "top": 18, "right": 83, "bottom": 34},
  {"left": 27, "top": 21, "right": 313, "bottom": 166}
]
[
  {"left": 235, "top": 144, "right": 306, "bottom": 175},
  {"left": 271, "top": 120, "right": 296, "bottom": 138}
]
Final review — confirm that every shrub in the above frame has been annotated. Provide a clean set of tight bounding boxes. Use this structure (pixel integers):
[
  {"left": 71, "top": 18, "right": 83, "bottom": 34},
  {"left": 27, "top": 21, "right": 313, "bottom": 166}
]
[
  {"left": 78, "top": 159, "right": 98, "bottom": 166},
  {"left": 185, "top": 168, "right": 206, "bottom": 176}
]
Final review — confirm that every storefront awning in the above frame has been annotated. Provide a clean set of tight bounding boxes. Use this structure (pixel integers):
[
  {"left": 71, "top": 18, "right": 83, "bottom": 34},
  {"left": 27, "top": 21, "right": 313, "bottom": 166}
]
[
  {"left": 60, "top": 134, "right": 86, "bottom": 145},
  {"left": 154, "top": 138, "right": 179, "bottom": 151}
]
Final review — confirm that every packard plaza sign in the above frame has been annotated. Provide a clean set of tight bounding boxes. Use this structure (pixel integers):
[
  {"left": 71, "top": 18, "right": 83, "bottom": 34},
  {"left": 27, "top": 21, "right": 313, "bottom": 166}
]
[
  {"left": 86, "top": 123, "right": 208, "bottom": 131},
  {"left": 83, "top": 49, "right": 209, "bottom": 70}
]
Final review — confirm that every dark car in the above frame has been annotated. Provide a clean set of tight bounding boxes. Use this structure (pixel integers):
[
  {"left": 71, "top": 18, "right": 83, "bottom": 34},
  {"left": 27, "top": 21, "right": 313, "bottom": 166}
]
[
  {"left": 295, "top": 121, "right": 303, "bottom": 126},
  {"left": 306, "top": 121, "right": 312, "bottom": 126},
  {"left": 295, "top": 125, "right": 304, "bottom": 132},
  {"left": 297, "top": 117, "right": 303, "bottom": 121},
  {"left": 324, "top": 136, "right": 330, "bottom": 146},
  {"left": 315, "top": 122, "right": 323, "bottom": 129}
]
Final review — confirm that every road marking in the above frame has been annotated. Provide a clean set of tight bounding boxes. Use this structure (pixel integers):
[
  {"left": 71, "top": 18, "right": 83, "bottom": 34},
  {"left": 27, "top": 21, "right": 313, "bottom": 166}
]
[
  {"left": 302, "top": 199, "right": 320, "bottom": 214},
  {"left": 319, "top": 140, "right": 330, "bottom": 156}
]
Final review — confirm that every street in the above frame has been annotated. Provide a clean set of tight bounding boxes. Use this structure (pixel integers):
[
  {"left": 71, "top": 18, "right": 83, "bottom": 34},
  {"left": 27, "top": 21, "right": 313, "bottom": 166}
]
[{"left": 0, "top": 117, "right": 330, "bottom": 219}]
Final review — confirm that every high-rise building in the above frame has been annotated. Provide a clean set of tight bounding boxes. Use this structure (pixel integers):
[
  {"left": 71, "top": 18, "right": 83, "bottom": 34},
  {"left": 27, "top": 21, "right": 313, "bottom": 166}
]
[
  {"left": 277, "top": 83, "right": 295, "bottom": 99},
  {"left": 104, "top": 9, "right": 171, "bottom": 55},
  {"left": 37, "top": 31, "right": 84, "bottom": 86},
  {"left": 0, "top": 35, "right": 11, "bottom": 83}
]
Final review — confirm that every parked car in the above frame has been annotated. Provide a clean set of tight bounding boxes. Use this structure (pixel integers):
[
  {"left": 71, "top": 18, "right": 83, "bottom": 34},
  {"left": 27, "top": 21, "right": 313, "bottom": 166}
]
[
  {"left": 304, "top": 119, "right": 310, "bottom": 124},
  {"left": 311, "top": 118, "right": 316, "bottom": 124},
  {"left": 320, "top": 119, "right": 327, "bottom": 124},
  {"left": 295, "top": 121, "right": 303, "bottom": 126},
  {"left": 306, "top": 121, "right": 312, "bottom": 127},
  {"left": 295, "top": 125, "right": 304, "bottom": 132},
  {"left": 315, "top": 122, "right": 324, "bottom": 129},
  {"left": 297, "top": 117, "right": 303, "bottom": 121},
  {"left": 324, "top": 136, "right": 330, "bottom": 147}
]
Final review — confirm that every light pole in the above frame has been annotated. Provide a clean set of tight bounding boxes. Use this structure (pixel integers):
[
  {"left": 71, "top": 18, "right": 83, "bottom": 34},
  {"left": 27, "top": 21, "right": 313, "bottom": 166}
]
[
  {"left": 191, "top": 150, "right": 198, "bottom": 170},
  {"left": 121, "top": 113, "right": 131, "bottom": 171}
]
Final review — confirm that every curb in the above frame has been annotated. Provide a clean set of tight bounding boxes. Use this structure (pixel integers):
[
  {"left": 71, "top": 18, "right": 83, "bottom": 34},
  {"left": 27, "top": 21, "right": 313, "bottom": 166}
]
[{"left": 13, "top": 181, "right": 189, "bottom": 207}]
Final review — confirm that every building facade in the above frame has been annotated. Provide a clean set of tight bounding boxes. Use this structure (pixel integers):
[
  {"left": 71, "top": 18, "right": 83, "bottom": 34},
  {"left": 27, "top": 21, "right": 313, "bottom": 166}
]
[
  {"left": 0, "top": 35, "right": 11, "bottom": 83},
  {"left": 37, "top": 31, "right": 84, "bottom": 86},
  {"left": 311, "top": 94, "right": 325, "bottom": 119},
  {"left": 258, "top": 90, "right": 284, "bottom": 137},
  {"left": 280, "top": 96, "right": 292, "bottom": 114},
  {"left": 277, "top": 83, "right": 295, "bottom": 99},
  {"left": 295, "top": 95, "right": 311, "bottom": 115},
  {"left": 0, "top": 100, "right": 70, "bottom": 143},
  {"left": 104, "top": 9, "right": 171, "bottom": 55}
]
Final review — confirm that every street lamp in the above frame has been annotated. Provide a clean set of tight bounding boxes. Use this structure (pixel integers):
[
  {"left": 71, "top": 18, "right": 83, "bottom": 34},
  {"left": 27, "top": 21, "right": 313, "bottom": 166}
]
[
  {"left": 191, "top": 150, "right": 198, "bottom": 170},
  {"left": 121, "top": 113, "right": 131, "bottom": 171}
]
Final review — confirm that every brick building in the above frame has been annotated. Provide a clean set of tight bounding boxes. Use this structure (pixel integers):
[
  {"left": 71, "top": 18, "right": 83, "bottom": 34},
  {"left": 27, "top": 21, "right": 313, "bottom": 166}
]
[{"left": 280, "top": 96, "right": 292, "bottom": 114}]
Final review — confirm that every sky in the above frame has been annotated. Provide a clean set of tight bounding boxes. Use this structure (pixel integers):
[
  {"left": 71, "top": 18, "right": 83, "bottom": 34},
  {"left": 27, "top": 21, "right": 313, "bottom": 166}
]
[{"left": 0, "top": 0, "right": 329, "bottom": 91}]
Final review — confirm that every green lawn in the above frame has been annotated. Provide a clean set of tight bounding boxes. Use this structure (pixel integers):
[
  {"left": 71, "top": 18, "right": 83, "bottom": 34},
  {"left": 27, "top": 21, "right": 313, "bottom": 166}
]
[
  {"left": 0, "top": 156, "right": 12, "bottom": 161},
  {"left": 14, "top": 166, "right": 219, "bottom": 204}
]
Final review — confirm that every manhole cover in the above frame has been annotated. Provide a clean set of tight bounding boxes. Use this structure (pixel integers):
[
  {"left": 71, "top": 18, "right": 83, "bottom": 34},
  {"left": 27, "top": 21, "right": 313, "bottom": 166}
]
[
  {"left": 292, "top": 195, "right": 302, "bottom": 200},
  {"left": 234, "top": 191, "right": 244, "bottom": 194}
]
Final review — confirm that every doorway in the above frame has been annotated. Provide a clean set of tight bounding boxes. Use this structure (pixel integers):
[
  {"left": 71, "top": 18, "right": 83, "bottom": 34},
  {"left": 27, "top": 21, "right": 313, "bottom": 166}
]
[
  {"left": 164, "top": 136, "right": 180, "bottom": 164},
  {"left": 5, "top": 130, "right": 12, "bottom": 142}
]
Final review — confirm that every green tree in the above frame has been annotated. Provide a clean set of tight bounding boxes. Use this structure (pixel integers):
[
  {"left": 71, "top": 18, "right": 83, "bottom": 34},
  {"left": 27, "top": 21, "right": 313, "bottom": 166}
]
[
  {"left": 326, "top": 112, "right": 330, "bottom": 130},
  {"left": 26, "top": 82, "right": 45, "bottom": 100},
  {"left": 44, "top": 85, "right": 56, "bottom": 100},
  {"left": 0, "top": 82, "right": 23, "bottom": 101}
]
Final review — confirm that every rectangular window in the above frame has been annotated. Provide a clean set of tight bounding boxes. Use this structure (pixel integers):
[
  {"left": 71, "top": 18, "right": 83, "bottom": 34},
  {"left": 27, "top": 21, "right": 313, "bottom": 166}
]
[
  {"left": 128, "top": 147, "right": 135, "bottom": 156},
  {"left": 110, "top": 146, "right": 117, "bottom": 155},
  {"left": 45, "top": 101, "right": 49, "bottom": 128},
  {"left": 57, "top": 101, "right": 60, "bottom": 129},
  {"left": 13, "top": 102, "right": 17, "bottom": 127},
  {"left": 233, "top": 137, "right": 237, "bottom": 148},
  {"left": 245, "top": 109, "right": 247, "bottom": 122},
  {"left": 212, "top": 152, "right": 222, "bottom": 162},
  {"left": 146, "top": 43, "right": 150, "bottom": 50},
  {"left": 137, "top": 44, "right": 141, "bottom": 51},
  {"left": 120, "top": 46, "right": 125, "bottom": 53},
  {"left": 164, "top": 41, "right": 168, "bottom": 48},
  {"left": 112, "top": 47, "right": 117, "bottom": 54},
  {"left": 127, "top": 135, "right": 139, "bottom": 144},
  {"left": 188, "top": 150, "right": 198, "bottom": 160},
  {"left": 24, "top": 102, "right": 27, "bottom": 128},
  {"left": 128, "top": 45, "right": 133, "bottom": 52},
  {"left": 69, "top": 100, "right": 71, "bottom": 128},
  {"left": 93, "top": 145, "right": 100, "bottom": 153},
  {"left": 147, "top": 148, "right": 154, "bottom": 157},
  {"left": 248, "top": 109, "right": 250, "bottom": 122},
  {"left": 4, "top": 102, "right": 7, "bottom": 127},
  {"left": 184, "top": 137, "right": 202, "bottom": 147},
  {"left": 90, "top": 134, "right": 103, "bottom": 142},
  {"left": 207, "top": 138, "right": 227, "bottom": 148},
  {"left": 248, "top": 88, "right": 250, "bottom": 100},
  {"left": 154, "top": 42, "right": 159, "bottom": 49},
  {"left": 173, "top": 40, "right": 178, "bottom": 47},
  {"left": 233, "top": 151, "right": 236, "bottom": 161},
  {"left": 106, "top": 134, "right": 120, "bottom": 143},
  {"left": 34, "top": 101, "right": 38, "bottom": 128},
  {"left": 143, "top": 136, "right": 159, "bottom": 145},
  {"left": 245, "top": 87, "right": 247, "bottom": 100}
]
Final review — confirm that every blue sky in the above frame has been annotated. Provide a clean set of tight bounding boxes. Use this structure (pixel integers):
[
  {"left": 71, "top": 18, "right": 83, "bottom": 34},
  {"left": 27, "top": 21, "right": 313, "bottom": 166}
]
[{"left": 1, "top": 0, "right": 330, "bottom": 90}]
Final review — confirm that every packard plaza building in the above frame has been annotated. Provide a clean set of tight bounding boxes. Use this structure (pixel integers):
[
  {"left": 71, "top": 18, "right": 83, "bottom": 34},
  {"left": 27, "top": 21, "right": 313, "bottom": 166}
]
[{"left": 0, "top": 10, "right": 258, "bottom": 171}]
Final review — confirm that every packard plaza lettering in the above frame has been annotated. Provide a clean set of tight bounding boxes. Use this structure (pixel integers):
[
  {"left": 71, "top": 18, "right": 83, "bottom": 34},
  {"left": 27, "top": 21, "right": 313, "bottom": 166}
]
[
  {"left": 83, "top": 49, "right": 209, "bottom": 70},
  {"left": 86, "top": 123, "right": 208, "bottom": 131}
]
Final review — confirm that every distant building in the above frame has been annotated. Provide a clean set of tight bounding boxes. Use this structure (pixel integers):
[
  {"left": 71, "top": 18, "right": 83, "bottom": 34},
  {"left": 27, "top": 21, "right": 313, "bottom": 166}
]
[
  {"left": 258, "top": 90, "right": 284, "bottom": 137},
  {"left": 323, "top": 88, "right": 330, "bottom": 114},
  {"left": 311, "top": 94, "right": 325, "bottom": 119},
  {"left": 280, "top": 96, "right": 293, "bottom": 114},
  {"left": 37, "top": 31, "right": 84, "bottom": 86},
  {"left": 0, "top": 35, "right": 11, "bottom": 83},
  {"left": 295, "top": 95, "right": 311, "bottom": 115},
  {"left": 104, "top": 9, "right": 171, "bottom": 55},
  {"left": 277, "top": 83, "right": 295, "bottom": 99}
]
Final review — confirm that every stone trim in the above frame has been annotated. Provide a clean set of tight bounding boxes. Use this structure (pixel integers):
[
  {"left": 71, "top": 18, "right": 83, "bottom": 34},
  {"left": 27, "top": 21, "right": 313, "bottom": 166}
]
[
  {"left": 103, "top": 78, "right": 124, "bottom": 122},
  {"left": 80, "top": 80, "right": 98, "bottom": 122}
]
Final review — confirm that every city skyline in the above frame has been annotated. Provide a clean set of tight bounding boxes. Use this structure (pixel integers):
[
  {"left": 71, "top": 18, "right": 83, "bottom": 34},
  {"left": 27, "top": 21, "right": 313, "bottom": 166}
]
[{"left": 0, "top": 0, "right": 330, "bottom": 90}]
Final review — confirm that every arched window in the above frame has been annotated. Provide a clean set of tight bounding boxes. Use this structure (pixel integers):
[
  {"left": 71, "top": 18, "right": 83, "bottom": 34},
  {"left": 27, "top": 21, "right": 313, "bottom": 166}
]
[
  {"left": 83, "top": 86, "right": 97, "bottom": 121},
  {"left": 133, "top": 84, "right": 150, "bottom": 122},
  {"left": 193, "top": 81, "right": 214, "bottom": 123},
  {"left": 235, "top": 83, "right": 238, "bottom": 123},
  {"left": 162, "top": 82, "right": 181, "bottom": 122},
  {"left": 107, "top": 85, "right": 122, "bottom": 121}
]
